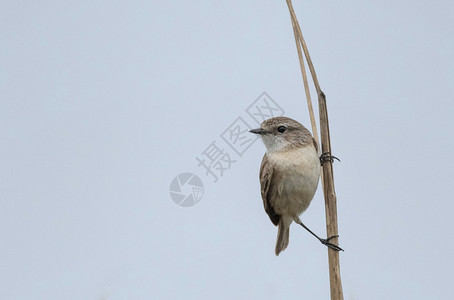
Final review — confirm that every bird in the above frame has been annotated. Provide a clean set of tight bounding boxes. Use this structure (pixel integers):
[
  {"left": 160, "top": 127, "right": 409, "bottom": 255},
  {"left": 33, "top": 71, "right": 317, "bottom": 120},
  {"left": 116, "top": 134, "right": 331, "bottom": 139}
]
[{"left": 250, "top": 116, "right": 342, "bottom": 255}]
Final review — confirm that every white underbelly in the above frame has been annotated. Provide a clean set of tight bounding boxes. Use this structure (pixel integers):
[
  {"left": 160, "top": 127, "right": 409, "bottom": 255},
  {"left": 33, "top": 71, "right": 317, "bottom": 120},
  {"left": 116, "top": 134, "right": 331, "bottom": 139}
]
[{"left": 268, "top": 146, "right": 320, "bottom": 217}]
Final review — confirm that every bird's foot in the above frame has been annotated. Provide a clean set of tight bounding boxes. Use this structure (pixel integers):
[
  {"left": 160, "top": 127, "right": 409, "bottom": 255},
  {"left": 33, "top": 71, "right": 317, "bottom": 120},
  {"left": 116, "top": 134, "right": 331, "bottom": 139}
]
[
  {"left": 319, "top": 235, "right": 344, "bottom": 252},
  {"left": 320, "top": 152, "right": 340, "bottom": 166}
]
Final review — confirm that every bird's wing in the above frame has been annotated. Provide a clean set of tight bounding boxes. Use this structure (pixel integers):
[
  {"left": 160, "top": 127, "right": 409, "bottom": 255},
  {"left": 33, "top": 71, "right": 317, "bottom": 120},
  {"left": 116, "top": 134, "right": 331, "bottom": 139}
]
[
  {"left": 312, "top": 137, "right": 319, "bottom": 152},
  {"left": 259, "top": 154, "right": 280, "bottom": 226}
]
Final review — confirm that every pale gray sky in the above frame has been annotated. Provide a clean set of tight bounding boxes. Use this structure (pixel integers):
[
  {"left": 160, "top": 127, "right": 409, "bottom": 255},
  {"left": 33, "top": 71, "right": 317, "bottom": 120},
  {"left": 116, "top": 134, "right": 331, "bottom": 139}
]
[{"left": 1, "top": 1, "right": 454, "bottom": 299}]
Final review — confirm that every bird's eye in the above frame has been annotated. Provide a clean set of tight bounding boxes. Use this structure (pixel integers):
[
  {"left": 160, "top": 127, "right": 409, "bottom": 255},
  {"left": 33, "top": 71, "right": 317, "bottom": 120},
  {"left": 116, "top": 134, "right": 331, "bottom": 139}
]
[{"left": 277, "top": 126, "right": 286, "bottom": 133}]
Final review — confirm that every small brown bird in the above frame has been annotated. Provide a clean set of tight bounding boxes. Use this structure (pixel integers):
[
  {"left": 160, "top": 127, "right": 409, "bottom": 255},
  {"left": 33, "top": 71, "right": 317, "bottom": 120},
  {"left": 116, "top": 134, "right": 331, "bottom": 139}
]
[{"left": 250, "top": 116, "right": 342, "bottom": 255}]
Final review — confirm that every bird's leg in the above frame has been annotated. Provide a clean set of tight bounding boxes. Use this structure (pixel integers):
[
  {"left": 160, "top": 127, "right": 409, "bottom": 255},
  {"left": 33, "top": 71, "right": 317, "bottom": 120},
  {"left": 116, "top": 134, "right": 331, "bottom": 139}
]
[
  {"left": 319, "top": 152, "right": 340, "bottom": 166},
  {"left": 293, "top": 217, "right": 344, "bottom": 251}
]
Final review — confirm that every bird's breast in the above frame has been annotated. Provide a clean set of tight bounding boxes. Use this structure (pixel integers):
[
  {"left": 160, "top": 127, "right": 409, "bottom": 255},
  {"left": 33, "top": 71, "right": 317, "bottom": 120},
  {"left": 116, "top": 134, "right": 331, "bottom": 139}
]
[{"left": 267, "top": 145, "right": 321, "bottom": 216}]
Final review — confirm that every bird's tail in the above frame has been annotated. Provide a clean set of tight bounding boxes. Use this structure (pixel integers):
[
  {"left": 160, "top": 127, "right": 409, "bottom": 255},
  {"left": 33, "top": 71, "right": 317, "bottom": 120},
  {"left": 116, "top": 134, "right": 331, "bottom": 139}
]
[{"left": 275, "top": 216, "right": 292, "bottom": 256}]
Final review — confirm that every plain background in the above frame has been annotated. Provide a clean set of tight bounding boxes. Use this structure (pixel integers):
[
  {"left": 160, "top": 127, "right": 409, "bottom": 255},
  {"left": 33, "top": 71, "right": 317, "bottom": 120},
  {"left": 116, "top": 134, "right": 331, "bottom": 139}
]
[{"left": 1, "top": 0, "right": 454, "bottom": 299}]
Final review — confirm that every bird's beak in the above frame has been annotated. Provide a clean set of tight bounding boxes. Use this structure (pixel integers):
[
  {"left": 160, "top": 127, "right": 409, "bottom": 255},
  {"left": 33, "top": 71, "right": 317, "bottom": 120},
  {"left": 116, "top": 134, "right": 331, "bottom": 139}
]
[{"left": 249, "top": 128, "right": 267, "bottom": 135}]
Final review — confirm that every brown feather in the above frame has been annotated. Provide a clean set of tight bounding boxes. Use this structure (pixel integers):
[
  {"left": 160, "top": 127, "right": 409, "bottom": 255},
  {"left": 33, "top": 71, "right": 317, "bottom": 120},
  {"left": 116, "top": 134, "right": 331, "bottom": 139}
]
[
  {"left": 312, "top": 137, "right": 318, "bottom": 152},
  {"left": 259, "top": 154, "right": 280, "bottom": 226}
]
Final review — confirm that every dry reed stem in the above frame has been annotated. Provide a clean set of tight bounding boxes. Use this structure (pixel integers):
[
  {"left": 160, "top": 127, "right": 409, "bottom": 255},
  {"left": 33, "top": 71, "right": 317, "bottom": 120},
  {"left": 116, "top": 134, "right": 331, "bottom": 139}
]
[
  {"left": 290, "top": 18, "right": 319, "bottom": 148},
  {"left": 285, "top": 1, "right": 344, "bottom": 299}
]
